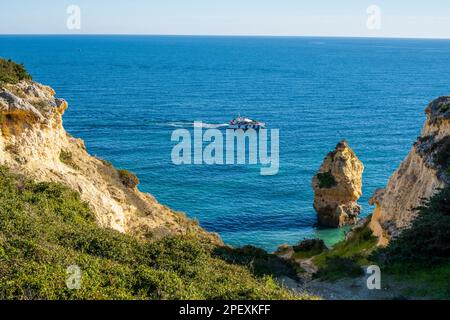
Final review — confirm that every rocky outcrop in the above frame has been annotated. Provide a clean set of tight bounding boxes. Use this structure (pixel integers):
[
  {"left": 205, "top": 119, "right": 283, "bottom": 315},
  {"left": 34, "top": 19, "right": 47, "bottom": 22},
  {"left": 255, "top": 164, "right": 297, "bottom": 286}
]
[
  {"left": 293, "top": 239, "right": 328, "bottom": 254},
  {"left": 369, "top": 96, "right": 450, "bottom": 245},
  {"left": 312, "top": 140, "right": 364, "bottom": 227},
  {"left": 0, "top": 80, "right": 220, "bottom": 243}
]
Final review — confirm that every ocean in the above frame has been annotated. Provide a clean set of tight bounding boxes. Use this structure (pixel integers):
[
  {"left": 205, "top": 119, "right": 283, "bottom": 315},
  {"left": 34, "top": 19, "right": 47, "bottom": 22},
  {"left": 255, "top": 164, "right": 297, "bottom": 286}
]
[{"left": 1, "top": 35, "right": 450, "bottom": 252}]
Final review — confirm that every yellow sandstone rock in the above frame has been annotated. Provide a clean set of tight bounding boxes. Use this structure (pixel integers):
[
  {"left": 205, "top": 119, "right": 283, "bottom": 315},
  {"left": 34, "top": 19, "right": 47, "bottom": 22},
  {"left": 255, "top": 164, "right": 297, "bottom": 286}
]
[
  {"left": 312, "top": 140, "right": 364, "bottom": 227},
  {"left": 369, "top": 96, "right": 450, "bottom": 246},
  {"left": 0, "top": 80, "right": 220, "bottom": 244}
]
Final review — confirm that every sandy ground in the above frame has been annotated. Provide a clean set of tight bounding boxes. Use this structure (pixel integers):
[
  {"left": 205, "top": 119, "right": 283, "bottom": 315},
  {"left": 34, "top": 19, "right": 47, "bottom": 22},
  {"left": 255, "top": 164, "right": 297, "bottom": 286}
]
[
  {"left": 276, "top": 258, "right": 428, "bottom": 300},
  {"left": 278, "top": 275, "right": 417, "bottom": 300}
]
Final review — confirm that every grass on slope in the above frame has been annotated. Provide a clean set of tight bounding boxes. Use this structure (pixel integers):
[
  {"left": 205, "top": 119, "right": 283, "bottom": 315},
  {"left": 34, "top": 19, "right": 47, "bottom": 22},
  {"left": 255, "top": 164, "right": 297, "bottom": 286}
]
[
  {"left": 312, "top": 219, "right": 378, "bottom": 281},
  {"left": 376, "top": 183, "right": 450, "bottom": 299},
  {"left": 312, "top": 184, "right": 450, "bottom": 299},
  {"left": 0, "top": 166, "right": 303, "bottom": 300}
]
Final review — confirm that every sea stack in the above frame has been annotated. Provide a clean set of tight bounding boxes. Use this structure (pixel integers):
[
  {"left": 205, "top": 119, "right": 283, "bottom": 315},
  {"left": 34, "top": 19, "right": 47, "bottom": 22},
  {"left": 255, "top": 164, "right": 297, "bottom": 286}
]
[{"left": 312, "top": 140, "right": 364, "bottom": 227}]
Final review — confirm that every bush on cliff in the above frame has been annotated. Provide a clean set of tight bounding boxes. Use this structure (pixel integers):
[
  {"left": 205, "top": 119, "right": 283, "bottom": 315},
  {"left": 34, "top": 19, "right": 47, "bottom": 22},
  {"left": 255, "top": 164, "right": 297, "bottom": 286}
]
[
  {"left": 374, "top": 184, "right": 450, "bottom": 299},
  {"left": 292, "top": 239, "right": 328, "bottom": 259},
  {"left": 59, "top": 149, "right": 80, "bottom": 170},
  {"left": 440, "top": 102, "right": 450, "bottom": 113},
  {"left": 317, "top": 171, "right": 337, "bottom": 189},
  {"left": 118, "top": 169, "right": 140, "bottom": 188},
  {"left": 0, "top": 166, "right": 302, "bottom": 299},
  {"left": 435, "top": 136, "right": 450, "bottom": 175},
  {"left": 378, "top": 184, "right": 450, "bottom": 266},
  {"left": 0, "top": 58, "right": 32, "bottom": 85},
  {"left": 214, "top": 245, "right": 300, "bottom": 279},
  {"left": 312, "top": 219, "right": 377, "bottom": 280},
  {"left": 309, "top": 184, "right": 450, "bottom": 297}
]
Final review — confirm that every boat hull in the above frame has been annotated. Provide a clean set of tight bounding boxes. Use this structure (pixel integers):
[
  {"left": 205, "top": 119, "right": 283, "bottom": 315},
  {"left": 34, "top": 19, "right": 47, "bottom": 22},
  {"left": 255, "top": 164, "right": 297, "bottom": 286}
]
[{"left": 228, "top": 124, "right": 265, "bottom": 130}]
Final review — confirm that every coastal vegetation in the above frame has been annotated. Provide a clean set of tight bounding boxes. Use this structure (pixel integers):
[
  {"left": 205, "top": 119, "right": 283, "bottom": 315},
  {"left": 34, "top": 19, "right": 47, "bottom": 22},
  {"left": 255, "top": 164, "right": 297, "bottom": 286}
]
[
  {"left": 376, "top": 184, "right": 450, "bottom": 298},
  {"left": 316, "top": 171, "right": 337, "bottom": 189},
  {"left": 214, "top": 245, "right": 301, "bottom": 279},
  {"left": 59, "top": 149, "right": 80, "bottom": 170},
  {"left": 435, "top": 136, "right": 450, "bottom": 175},
  {"left": 312, "top": 220, "right": 377, "bottom": 280},
  {"left": 0, "top": 58, "right": 31, "bottom": 85},
  {"left": 118, "top": 169, "right": 140, "bottom": 188},
  {"left": 378, "top": 184, "right": 450, "bottom": 265},
  {"left": 1, "top": 58, "right": 448, "bottom": 300},
  {"left": 292, "top": 239, "right": 328, "bottom": 260},
  {"left": 309, "top": 185, "right": 450, "bottom": 298},
  {"left": 440, "top": 102, "right": 449, "bottom": 113},
  {"left": 0, "top": 166, "right": 303, "bottom": 299}
]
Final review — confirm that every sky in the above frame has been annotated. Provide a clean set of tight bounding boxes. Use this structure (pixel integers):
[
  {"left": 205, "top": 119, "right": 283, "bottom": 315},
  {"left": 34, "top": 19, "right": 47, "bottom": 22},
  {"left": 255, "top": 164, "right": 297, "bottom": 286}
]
[{"left": 1, "top": 0, "right": 450, "bottom": 38}]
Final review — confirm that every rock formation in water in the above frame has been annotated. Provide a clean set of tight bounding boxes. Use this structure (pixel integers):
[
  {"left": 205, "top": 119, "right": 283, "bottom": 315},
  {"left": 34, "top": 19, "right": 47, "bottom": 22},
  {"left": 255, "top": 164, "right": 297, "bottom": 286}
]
[
  {"left": 369, "top": 96, "right": 450, "bottom": 246},
  {"left": 312, "top": 140, "right": 364, "bottom": 227},
  {"left": 0, "top": 79, "right": 220, "bottom": 243}
]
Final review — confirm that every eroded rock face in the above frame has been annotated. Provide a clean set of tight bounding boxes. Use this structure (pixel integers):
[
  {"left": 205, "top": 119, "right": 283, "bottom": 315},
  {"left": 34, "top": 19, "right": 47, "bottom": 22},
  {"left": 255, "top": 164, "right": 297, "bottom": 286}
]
[
  {"left": 369, "top": 96, "right": 450, "bottom": 245},
  {"left": 312, "top": 140, "right": 364, "bottom": 227},
  {"left": 0, "top": 80, "right": 220, "bottom": 244}
]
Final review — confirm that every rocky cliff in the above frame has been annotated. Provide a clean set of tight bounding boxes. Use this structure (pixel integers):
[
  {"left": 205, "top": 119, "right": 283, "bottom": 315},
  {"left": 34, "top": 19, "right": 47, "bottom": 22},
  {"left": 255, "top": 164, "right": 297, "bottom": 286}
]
[
  {"left": 369, "top": 96, "right": 450, "bottom": 246},
  {"left": 0, "top": 79, "right": 219, "bottom": 243},
  {"left": 312, "top": 140, "right": 364, "bottom": 227}
]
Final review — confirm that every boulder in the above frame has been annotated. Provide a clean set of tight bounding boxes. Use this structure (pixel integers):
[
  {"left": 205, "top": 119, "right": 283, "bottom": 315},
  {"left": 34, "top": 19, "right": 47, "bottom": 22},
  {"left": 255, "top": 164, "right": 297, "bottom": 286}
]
[{"left": 312, "top": 140, "right": 364, "bottom": 227}]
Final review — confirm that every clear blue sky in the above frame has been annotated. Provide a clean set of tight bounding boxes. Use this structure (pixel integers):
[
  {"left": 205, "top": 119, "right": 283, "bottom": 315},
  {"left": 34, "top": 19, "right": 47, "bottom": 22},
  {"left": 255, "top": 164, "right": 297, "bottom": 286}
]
[{"left": 1, "top": 0, "right": 450, "bottom": 38}]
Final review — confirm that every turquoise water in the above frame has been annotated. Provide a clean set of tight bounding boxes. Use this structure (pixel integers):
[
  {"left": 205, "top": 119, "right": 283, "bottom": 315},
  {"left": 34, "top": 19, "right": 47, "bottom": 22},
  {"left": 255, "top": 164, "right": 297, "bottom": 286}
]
[{"left": 1, "top": 35, "right": 450, "bottom": 252}]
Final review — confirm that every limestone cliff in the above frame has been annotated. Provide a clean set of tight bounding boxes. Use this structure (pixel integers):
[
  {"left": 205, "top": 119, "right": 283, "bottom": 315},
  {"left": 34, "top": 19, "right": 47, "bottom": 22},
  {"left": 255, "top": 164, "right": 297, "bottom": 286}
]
[
  {"left": 0, "top": 80, "right": 220, "bottom": 243},
  {"left": 370, "top": 96, "right": 450, "bottom": 246},
  {"left": 312, "top": 140, "right": 364, "bottom": 227}
]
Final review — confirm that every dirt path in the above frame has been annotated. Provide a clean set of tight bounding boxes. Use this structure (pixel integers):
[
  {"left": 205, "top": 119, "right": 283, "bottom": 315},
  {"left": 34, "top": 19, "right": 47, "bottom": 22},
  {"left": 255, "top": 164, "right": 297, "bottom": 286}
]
[
  {"left": 276, "top": 256, "right": 426, "bottom": 300},
  {"left": 278, "top": 274, "right": 415, "bottom": 300}
]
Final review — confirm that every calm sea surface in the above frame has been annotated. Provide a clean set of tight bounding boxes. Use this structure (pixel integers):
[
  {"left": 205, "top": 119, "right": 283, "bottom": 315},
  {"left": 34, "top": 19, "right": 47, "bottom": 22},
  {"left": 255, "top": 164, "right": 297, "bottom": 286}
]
[{"left": 1, "top": 35, "right": 450, "bottom": 251}]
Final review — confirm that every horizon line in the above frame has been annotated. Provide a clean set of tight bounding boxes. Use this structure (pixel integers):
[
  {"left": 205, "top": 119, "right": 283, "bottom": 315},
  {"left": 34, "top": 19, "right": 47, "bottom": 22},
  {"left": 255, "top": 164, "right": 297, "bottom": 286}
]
[{"left": 1, "top": 33, "right": 450, "bottom": 40}]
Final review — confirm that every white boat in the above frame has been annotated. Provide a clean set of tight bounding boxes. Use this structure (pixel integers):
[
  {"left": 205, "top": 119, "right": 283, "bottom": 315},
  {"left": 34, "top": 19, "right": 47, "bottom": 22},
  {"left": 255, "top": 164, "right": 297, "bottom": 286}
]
[{"left": 228, "top": 116, "right": 266, "bottom": 130}]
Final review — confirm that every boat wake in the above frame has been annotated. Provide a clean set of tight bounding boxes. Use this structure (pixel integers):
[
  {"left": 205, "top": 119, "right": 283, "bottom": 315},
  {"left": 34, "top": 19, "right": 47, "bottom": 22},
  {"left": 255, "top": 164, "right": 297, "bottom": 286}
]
[{"left": 165, "top": 121, "right": 229, "bottom": 129}]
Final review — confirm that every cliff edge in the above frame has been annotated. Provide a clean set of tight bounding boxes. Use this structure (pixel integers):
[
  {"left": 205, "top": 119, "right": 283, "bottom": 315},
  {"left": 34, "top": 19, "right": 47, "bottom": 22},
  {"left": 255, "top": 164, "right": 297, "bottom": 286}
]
[
  {"left": 370, "top": 96, "right": 450, "bottom": 245},
  {"left": 0, "top": 79, "right": 220, "bottom": 243}
]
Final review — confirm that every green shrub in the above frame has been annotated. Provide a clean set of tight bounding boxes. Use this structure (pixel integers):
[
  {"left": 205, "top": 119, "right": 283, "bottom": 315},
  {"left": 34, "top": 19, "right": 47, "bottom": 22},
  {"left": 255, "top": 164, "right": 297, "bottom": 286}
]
[
  {"left": 0, "top": 58, "right": 32, "bottom": 85},
  {"left": 317, "top": 171, "right": 337, "bottom": 188},
  {"left": 435, "top": 136, "right": 450, "bottom": 173},
  {"left": 31, "top": 99, "right": 48, "bottom": 110},
  {"left": 59, "top": 149, "right": 72, "bottom": 162},
  {"left": 59, "top": 150, "right": 79, "bottom": 170},
  {"left": 118, "top": 169, "right": 139, "bottom": 188},
  {"left": 313, "top": 219, "right": 377, "bottom": 280},
  {"left": 214, "top": 245, "right": 299, "bottom": 279},
  {"left": 439, "top": 103, "right": 450, "bottom": 113},
  {"left": 292, "top": 239, "right": 328, "bottom": 259},
  {"left": 373, "top": 185, "right": 450, "bottom": 299},
  {"left": 314, "top": 256, "right": 364, "bottom": 281},
  {"left": 378, "top": 184, "right": 450, "bottom": 266},
  {"left": 0, "top": 166, "right": 301, "bottom": 300}
]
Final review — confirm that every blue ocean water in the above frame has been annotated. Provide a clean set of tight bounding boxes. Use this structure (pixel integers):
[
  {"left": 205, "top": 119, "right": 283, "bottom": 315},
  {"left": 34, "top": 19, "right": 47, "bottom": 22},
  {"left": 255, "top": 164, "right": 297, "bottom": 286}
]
[{"left": 1, "top": 35, "right": 450, "bottom": 252}]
